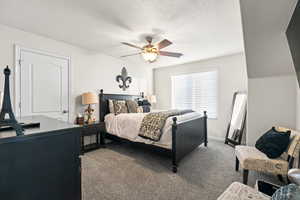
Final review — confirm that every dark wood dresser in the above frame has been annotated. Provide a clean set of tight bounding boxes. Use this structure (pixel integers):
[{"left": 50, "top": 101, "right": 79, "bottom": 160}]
[{"left": 0, "top": 116, "right": 82, "bottom": 200}]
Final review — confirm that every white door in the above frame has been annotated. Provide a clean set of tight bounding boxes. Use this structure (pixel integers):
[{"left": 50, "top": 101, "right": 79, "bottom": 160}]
[{"left": 17, "top": 49, "right": 70, "bottom": 121}]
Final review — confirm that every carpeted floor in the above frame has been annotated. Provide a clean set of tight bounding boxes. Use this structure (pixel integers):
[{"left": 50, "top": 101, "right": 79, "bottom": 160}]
[{"left": 82, "top": 139, "right": 281, "bottom": 200}]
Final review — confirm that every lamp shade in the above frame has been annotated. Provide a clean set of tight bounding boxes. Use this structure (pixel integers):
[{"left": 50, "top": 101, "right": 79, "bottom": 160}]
[
  {"left": 147, "top": 95, "right": 157, "bottom": 104},
  {"left": 82, "top": 92, "right": 98, "bottom": 105}
]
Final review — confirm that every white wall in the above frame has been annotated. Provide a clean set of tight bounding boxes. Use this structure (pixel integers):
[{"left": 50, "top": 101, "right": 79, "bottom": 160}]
[
  {"left": 244, "top": 32, "right": 298, "bottom": 144},
  {"left": 0, "top": 24, "right": 151, "bottom": 122},
  {"left": 153, "top": 53, "right": 248, "bottom": 139},
  {"left": 247, "top": 75, "right": 297, "bottom": 145},
  {"left": 240, "top": 0, "right": 299, "bottom": 145},
  {"left": 296, "top": 83, "right": 300, "bottom": 130}
]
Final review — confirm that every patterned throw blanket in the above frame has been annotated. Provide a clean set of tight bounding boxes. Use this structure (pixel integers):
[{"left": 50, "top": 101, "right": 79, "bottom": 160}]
[{"left": 138, "top": 109, "right": 194, "bottom": 141}]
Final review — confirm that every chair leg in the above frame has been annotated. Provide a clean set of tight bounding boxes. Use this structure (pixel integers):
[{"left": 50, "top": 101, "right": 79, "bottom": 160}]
[
  {"left": 243, "top": 169, "right": 249, "bottom": 185},
  {"left": 277, "top": 175, "right": 284, "bottom": 183},
  {"left": 235, "top": 157, "right": 239, "bottom": 171}
]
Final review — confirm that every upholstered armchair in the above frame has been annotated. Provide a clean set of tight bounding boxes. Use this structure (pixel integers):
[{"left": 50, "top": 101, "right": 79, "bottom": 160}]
[
  {"left": 217, "top": 182, "right": 270, "bottom": 200},
  {"left": 235, "top": 127, "right": 300, "bottom": 184}
]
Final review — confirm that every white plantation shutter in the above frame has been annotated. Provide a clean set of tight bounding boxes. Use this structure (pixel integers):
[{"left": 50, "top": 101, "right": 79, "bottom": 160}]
[{"left": 171, "top": 71, "right": 218, "bottom": 119}]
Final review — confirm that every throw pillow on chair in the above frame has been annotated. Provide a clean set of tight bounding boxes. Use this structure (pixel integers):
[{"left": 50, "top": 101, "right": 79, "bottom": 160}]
[{"left": 255, "top": 127, "right": 291, "bottom": 159}]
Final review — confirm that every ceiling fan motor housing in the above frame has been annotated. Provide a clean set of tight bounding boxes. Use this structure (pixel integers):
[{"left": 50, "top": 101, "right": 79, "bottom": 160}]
[{"left": 145, "top": 36, "right": 153, "bottom": 44}]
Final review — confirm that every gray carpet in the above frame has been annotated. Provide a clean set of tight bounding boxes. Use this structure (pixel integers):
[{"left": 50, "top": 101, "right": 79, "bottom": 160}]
[{"left": 82, "top": 139, "right": 282, "bottom": 200}]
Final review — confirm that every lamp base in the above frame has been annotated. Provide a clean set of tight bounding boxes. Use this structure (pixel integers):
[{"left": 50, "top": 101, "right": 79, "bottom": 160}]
[{"left": 85, "top": 104, "right": 95, "bottom": 124}]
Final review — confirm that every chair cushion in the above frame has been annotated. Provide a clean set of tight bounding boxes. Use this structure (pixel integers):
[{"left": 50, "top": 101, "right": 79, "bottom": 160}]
[
  {"left": 236, "top": 145, "right": 289, "bottom": 175},
  {"left": 217, "top": 182, "right": 270, "bottom": 200},
  {"left": 255, "top": 127, "right": 291, "bottom": 159}
]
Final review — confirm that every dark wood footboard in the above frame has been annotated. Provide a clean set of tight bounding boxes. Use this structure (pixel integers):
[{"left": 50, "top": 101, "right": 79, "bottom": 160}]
[
  {"left": 99, "top": 89, "right": 208, "bottom": 173},
  {"left": 172, "top": 111, "right": 207, "bottom": 173}
]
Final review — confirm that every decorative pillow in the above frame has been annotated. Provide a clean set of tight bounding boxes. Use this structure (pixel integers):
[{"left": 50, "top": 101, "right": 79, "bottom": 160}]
[
  {"left": 108, "top": 99, "right": 115, "bottom": 113},
  {"left": 137, "top": 99, "right": 151, "bottom": 106},
  {"left": 126, "top": 100, "right": 139, "bottom": 113},
  {"left": 272, "top": 184, "right": 300, "bottom": 200},
  {"left": 137, "top": 106, "right": 144, "bottom": 113},
  {"left": 142, "top": 105, "right": 151, "bottom": 113},
  {"left": 113, "top": 100, "right": 128, "bottom": 115},
  {"left": 255, "top": 127, "right": 291, "bottom": 159},
  {"left": 136, "top": 99, "right": 152, "bottom": 113}
]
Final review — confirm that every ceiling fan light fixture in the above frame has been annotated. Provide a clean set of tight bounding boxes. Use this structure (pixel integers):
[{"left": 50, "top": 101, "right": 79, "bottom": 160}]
[
  {"left": 142, "top": 52, "right": 157, "bottom": 62},
  {"left": 121, "top": 37, "right": 182, "bottom": 63},
  {"left": 142, "top": 48, "right": 158, "bottom": 62}
]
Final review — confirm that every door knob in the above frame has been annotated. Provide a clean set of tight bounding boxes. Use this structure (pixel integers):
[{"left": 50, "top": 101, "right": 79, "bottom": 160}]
[{"left": 62, "top": 110, "right": 69, "bottom": 114}]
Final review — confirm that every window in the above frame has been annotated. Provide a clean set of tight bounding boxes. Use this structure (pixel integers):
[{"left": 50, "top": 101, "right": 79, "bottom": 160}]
[{"left": 171, "top": 71, "right": 218, "bottom": 119}]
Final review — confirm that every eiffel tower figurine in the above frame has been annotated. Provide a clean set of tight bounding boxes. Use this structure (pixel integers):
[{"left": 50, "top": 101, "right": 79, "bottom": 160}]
[{"left": 0, "top": 66, "right": 24, "bottom": 136}]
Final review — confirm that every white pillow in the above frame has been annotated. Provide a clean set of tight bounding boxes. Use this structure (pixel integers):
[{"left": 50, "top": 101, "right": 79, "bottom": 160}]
[{"left": 108, "top": 99, "right": 115, "bottom": 113}]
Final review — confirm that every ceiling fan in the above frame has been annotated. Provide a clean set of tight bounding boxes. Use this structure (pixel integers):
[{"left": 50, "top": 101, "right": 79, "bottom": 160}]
[{"left": 121, "top": 36, "right": 183, "bottom": 63}]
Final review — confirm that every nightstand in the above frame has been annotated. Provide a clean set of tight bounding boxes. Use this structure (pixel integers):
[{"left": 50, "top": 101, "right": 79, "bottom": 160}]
[
  {"left": 80, "top": 121, "right": 106, "bottom": 153},
  {"left": 99, "top": 121, "right": 106, "bottom": 146}
]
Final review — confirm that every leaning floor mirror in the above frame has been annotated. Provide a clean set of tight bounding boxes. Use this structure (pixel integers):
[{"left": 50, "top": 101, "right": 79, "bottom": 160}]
[{"left": 225, "top": 92, "right": 247, "bottom": 146}]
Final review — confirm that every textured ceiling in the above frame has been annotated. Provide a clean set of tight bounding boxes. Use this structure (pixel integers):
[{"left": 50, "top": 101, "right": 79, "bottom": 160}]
[{"left": 0, "top": 0, "right": 244, "bottom": 68}]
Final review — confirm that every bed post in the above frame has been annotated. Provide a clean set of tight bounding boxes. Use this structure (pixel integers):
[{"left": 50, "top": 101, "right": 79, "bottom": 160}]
[
  {"left": 204, "top": 111, "right": 208, "bottom": 147},
  {"left": 99, "top": 89, "right": 104, "bottom": 122},
  {"left": 172, "top": 117, "right": 178, "bottom": 173}
]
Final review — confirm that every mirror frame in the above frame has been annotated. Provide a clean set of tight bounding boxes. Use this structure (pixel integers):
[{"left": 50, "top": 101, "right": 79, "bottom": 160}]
[{"left": 225, "top": 91, "right": 247, "bottom": 146}]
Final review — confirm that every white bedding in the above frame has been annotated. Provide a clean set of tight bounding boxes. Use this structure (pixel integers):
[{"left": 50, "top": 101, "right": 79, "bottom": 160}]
[{"left": 105, "top": 111, "right": 202, "bottom": 149}]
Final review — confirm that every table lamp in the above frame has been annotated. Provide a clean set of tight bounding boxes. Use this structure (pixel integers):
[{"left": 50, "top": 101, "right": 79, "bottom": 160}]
[
  {"left": 145, "top": 95, "right": 157, "bottom": 111},
  {"left": 148, "top": 95, "right": 157, "bottom": 104},
  {"left": 82, "top": 92, "right": 98, "bottom": 124}
]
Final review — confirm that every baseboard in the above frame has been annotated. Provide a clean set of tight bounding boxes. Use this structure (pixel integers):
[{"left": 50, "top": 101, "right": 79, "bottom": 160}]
[{"left": 208, "top": 136, "right": 224, "bottom": 142}]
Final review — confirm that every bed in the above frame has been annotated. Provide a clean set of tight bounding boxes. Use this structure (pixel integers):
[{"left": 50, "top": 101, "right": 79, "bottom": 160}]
[{"left": 99, "top": 89, "right": 208, "bottom": 173}]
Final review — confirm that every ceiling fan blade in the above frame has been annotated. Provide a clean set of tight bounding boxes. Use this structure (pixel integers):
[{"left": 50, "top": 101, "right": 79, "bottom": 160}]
[
  {"left": 157, "top": 39, "right": 172, "bottom": 49},
  {"left": 120, "top": 53, "right": 141, "bottom": 58},
  {"left": 159, "top": 51, "right": 183, "bottom": 57},
  {"left": 121, "top": 42, "right": 143, "bottom": 50}
]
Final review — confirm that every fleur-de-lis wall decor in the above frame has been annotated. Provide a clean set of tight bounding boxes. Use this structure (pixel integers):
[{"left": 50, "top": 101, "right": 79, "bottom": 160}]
[{"left": 116, "top": 67, "right": 132, "bottom": 91}]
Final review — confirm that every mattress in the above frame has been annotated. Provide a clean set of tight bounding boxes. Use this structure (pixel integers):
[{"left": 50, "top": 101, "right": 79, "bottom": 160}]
[{"left": 104, "top": 111, "right": 202, "bottom": 149}]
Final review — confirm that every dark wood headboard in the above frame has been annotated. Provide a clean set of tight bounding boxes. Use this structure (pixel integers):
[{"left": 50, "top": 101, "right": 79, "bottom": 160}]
[{"left": 99, "top": 89, "right": 142, "bottom": 122}]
